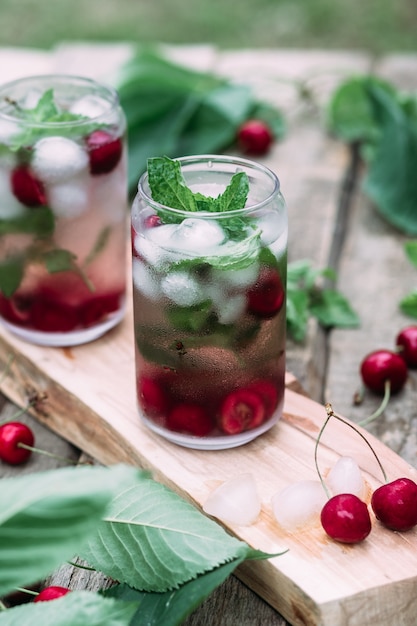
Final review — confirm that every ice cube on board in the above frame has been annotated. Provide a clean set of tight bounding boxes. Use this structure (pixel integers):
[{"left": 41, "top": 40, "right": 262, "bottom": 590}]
[
  {"left": 272, "top": 480, "right": 327, "bottom": 530},
  {"left": 326, "top": 456, "right": 366, "bottom": 499},
  {"left": 32, "top": 137, "right": 89, "bottom": 184}
]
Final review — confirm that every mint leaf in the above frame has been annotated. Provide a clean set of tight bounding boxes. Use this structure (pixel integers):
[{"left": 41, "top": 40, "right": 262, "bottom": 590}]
[
  {"left": 286, "top": 260, "right": 359, "bottom": 341},
  {"left": 147, "top": 156, "right": 198, "bottom": 214},
  {"left": 399, "top": 290, "right": 417, "bottom": 318},
  {"left": 44, "top": 249, "right": 77, "bottom": 273},
  {"left": 0, "top": 255, "right": 25, "bottom": 297},
  {"left": 309, "top": 288, "right": 360, "bottom": 329},
  {"left": 215, "top": 171, "right": 249, "bottom": 212},
  {"left": 27, "top": 88, "right": 59, "bottom": 122},
  {"left": 0, "top": 206, "right": 54, "bottom": 237}
]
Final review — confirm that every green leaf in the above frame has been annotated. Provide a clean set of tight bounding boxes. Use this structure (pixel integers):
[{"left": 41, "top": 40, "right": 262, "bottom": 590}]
[
  {"left": 0, "top": 591, "right": 138, "bottom": 626},
  {"left": 326, "top": 75, "right": 396, "bottom": 145},
  {"left": 399, "top": 290, "right": 417, "bottom": 319},
  {"left": 105, "top": 557, "right": 246, "bottom": 626},
  {"left": 0, "top": 207, "right": 55, "bottom": 237},
  {"left": 0, "top": 464, "right": 141, "bottom": 596},
  {"left": 215, "top": 172, "right": 249, "bottom": 212},
  {"left": 0, "top": 255, "right": 25, "bottom": 297},
  {"left": 404, "top": 240, "right": 417, "bottom": 268},
  {"left": 286, "top": 287, "right": 309, "bottom": 342},
  {"left": 309, "top": 288, "right": 360, "bottom": 329},
  {"left": 147, "top": 156, "right": 198, "bottom": 212},
  {"left": 79, "top": 476, "right": 250, "bottom": 592},
  {"left": 44, "top": 249, "right": 77, "bottom": 273},
  {"left": 362, "top": 83, "right": 417, "bottom": 235}
]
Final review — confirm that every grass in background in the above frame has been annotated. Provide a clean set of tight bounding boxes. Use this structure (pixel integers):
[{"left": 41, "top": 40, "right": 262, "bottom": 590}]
[{"left": 1, "top": 0, "right": 416, "bottom": 54}]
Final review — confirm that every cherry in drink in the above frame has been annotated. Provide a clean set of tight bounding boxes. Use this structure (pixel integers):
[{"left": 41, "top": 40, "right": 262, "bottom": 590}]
[
  {"left": 0, "top": 75, "right": 128, "bottom": 346},
  {"left": 131, "top": 155, "right": 287, "bottom": 450}
]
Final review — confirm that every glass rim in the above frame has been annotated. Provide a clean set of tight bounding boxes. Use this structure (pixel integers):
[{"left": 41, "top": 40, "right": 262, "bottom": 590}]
[
  {"left": 0, "top": 73, "right": 120, "bottom": 128},
  {"left": 137, "top": 154, "right": 282, "bottom": 217}
]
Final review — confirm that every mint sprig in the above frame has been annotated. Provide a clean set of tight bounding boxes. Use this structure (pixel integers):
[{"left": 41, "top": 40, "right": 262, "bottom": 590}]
[{"left": 147, "top": 156, "right": 251, "bottom": 240}]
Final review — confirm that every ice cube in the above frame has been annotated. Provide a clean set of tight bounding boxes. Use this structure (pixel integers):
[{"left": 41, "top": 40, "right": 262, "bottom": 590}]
[
  {"left": 211, "top": 259, "right": 260, "bottom": 289},
  {"left": 161, "top": 270, "right": 206, "bottom": 306},
  {"left": 257, "top": 210, "right": 286, "bottom": 245},
  {"left": 69, "top": 95, "right": 111, "bottom": 119},
  {"left": 47, "top": 176, "right": 89, "bottom": 219},
  {"left": 271, "top": 480, "right": 327, "bottom": 530},
  {"left": 135, "top": 224, "right": 182, "bottom": 269},
  {"left": 215, "top": 293, "right": 246, "bottom": 325},
  {"left": 32, "top": 136, "right": 89, "bottom": 184},
  {"left": 132, "top": 258, "right": 161, "bottom": 300},
  {"left": 0, "top": 169, "right": 26, "bottom": 219},
  {"left": 326, "top": 456, "right": 366, "bottom": 499},
  {"left": 167, "top": 218, "right": 225, "bottom": 255}
]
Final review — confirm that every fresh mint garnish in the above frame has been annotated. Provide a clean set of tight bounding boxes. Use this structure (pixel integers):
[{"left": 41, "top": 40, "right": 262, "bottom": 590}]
[
  {"left": 7, "top": 88, "right": 106, "bottom": 151},
  {"left": 147, "top": 156, "right": 252, "bottom": 240}
]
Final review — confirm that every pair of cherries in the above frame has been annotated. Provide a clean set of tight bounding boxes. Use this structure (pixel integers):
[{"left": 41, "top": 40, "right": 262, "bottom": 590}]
[{"left": 320, "top": 326, "right": 417, "bottom": 544}]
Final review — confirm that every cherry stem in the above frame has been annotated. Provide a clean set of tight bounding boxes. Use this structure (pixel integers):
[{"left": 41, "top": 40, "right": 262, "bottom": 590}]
[
  {"left": 13, "top": 587, "right": 38, "bottom": 597},
  {"left": 314, "top": 413, "right": 332, "bottom": 499},
  {"left": 325, "top": 403, "right": 388, "bottom": 484},
  {"left": 67, "top": 560, "right": 97, "bottom": 571},
  {"left": 17, "top": 443, "right": 79, "bottom": 466},
  {"left": 357, "top": 379, "right": 391, "bottom": 427}
]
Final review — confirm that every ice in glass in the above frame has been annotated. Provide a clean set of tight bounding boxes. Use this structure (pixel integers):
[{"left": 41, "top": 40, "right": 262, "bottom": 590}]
[
  {"left": 0, "top": 75, "right": 128, "bottom": 346},
  {"left": 131, "top": 155, "right": 287, "bottom": 449}
]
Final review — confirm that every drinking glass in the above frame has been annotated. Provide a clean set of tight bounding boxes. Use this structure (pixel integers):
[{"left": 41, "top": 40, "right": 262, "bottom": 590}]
[
  {"left": 0, "top": 74, "right": 128, "bottom": 346},
  {"left": 131, "top": 155, "right": 287, "bottom": 450}
]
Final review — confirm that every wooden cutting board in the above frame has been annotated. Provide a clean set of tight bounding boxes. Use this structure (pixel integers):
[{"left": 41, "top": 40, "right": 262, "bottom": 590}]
[{"left": 0, "top": 295, "right": 416, "bottom": 626}]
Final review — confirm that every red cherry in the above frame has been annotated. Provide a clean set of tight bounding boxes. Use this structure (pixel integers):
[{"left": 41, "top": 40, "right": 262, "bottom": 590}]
[
  {"left": 86, "top": 130, "right": 123, "bottom": 175},
  {"left": 0, "top": 294, "right": 32, "bottom": 325},
  {"left": 145, "top": 214, "right": 162, "bottom": 228},
  {"left": 0, "top": 421, "right": 35, "bottom": 465},
  {"left": 167, "top": 403, "right": 214, "bottom": 436},
  {"left": 237, "top": 119, "right": 273, "bottom": 155},
  {"left": 247, "top": 379, "right": 279, "bottom": 419},
  {"left": 34, "top": 586, "right": 71, "bottom": 602},
  {"left": 247, "top": 267, "right": 285, "bottom": 318},
  {"left": 396, "top": 326, "right": 417, "bottom": 368},
  {"left": 321, "top": 493, "right": 372, "bottom": 544},
  {"left": 11, "top": 165, "right": 46, "bottom": 207},
  {"left": 80, "top": 291, "right": 122, "bottom": 327},
  {"left": 30, "top": 296, "right": 79, "bottom": 332},
  {"left": 371, "top": 477, "right": 417, "bottom": 531},
  {"left": 360, "top": 349, "right": 408, "bottom": 395},
  {"left": 219, "top": 388, "right": 265, "bottom": 434},
  {"left": 138, "top": 376, "right": 169, "bottom": 417}
]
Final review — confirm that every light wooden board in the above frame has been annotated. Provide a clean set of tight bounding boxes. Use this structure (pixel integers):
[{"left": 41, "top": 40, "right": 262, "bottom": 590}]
[{"left": 0, "top": 302, "right": 417, "bottom": 626}]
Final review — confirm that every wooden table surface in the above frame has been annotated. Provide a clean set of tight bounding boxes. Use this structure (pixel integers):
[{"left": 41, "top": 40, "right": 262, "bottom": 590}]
[{"left": 1, "top": 44, "right": 417, "bottom": 625}]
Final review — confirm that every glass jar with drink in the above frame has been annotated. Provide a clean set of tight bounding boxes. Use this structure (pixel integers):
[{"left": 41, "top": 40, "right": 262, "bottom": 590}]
[
  {"left": 0, "top": 74, "right": 128, "bottom": 346},
  {"left": 131, "top": 155, "right": 287, "bottom": 450}
]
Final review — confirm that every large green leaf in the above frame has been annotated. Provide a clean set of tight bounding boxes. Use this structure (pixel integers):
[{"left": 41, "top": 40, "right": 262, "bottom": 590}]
[
  {"left": 0, "top": 464, "right": 141, "bottom": 596},
  {"left": 0, "top": 591, "right": 137, "bottom": 626},
  {"left": 79, "top": 476, "right": 250, "bottom": 592},
  {"left": 363, "top": 84, "right": 417, "bottom": 235},
  {"left": 105, "top": 556, "right": 247, "bottom": 626}
]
